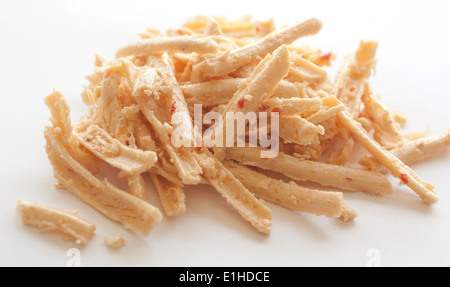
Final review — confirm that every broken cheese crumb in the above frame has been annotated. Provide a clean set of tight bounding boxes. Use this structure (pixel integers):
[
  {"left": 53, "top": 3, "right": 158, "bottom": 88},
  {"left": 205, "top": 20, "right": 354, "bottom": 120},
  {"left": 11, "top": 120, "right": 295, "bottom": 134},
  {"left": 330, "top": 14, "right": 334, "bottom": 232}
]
[{"left": 104, "top": 233, "right": 126, "bottom": 249}]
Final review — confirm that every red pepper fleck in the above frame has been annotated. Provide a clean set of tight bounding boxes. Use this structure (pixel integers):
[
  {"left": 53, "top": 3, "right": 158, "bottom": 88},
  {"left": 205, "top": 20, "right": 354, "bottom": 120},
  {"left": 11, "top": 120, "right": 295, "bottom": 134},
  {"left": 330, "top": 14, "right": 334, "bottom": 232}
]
[
  {"left": 202, "top": 59, "right": 213, "bottom": 65},
  {"left": 195, "top": 147, "right": 202, "bottom": 153},
  {"left": 177, "top": 29, "right": 183, "bottom": 35},
  {"left": 256, "top": 26, "right": 261, "bottom": 33},
  {"left": 321, "top": 52, "right": 332, "bottom": 60},
  {"left": 238, "top": 99, "right": 245, "bottom": 109},
  {"left": 125, "top": 140, "right": 130, "bottom": 146},
  {"left": 272, "top": 107, "right": 281, "bottom": 114},
  {"left": 259, "top": 104, "right": 269, "bottom": 111},
  {"left": 171, "top": 101, "right": 177, "bottom": 113},
  {"left": 346, "top": 178, "right": 353, "bottom": 182},
  {"left": 350, "top": 87, "right": 356, "bottom": 92},
  {"left": 400, "top": 173, "right": 409, "bottom": 185}
]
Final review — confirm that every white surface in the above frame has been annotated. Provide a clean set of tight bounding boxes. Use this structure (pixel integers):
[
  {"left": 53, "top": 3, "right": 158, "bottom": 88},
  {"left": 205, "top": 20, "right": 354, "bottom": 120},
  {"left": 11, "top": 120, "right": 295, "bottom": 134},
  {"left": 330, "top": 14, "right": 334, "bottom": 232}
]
[{"left": 1, "top": 0, "right": 449, "bottom": 267}]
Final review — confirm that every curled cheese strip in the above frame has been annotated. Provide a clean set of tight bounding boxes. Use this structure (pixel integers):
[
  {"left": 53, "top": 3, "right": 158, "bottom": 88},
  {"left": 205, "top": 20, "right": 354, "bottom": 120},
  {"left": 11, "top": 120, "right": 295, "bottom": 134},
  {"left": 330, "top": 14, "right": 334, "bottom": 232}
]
[
  {"left": 362, "top": 93, "right": 406, "bottom": 147},
  {"left": 307, "top": 105, "right": 345, "bottom": 125},
  {"left": 327, "top": 129, "right": 355, "bottom": 166},
  {"left": 126, "top": 60, "right": 203, "bottom": 185},
  {"left": 116, "top": 36, "right": 219, "bottom": 58},
  {"left": 94, "top": 71, "right": 153, "bottom": 199},
  {"left": 45, "top": 90, "right": 73, "bottom": 142},
  {"left": 360, "top": 130, "right": 450, "bottom": 173},
  {"left": 45, "top": 127, "right": 163, "bottom": 236},
  {"left": 213, "top": 45, "right": 291, "bottom": 159},
  {"left": 332, "top": 41, "right": 378, "bottom": 117},
  {"left": 45, "top": 91, "right": 99, "bottom": 174},
  {"left": 74, "top": 123, "right": 157, "bottom": 177},
  {"left": 182, "top": 78, "right": 299, "bottom": 106},
  {"left": 92, "top": 72, "right": 153, "bottom": 199},
  {"left": 133, "top": 56, "right": 195, "bottom": 146},
  {"left": 224, "top": 161, "right": 343, "bottom": 218},
  {"left": 288, "top": 56, "right": 328, "bottom": 84},
  {"left": 337, "top": 110, "right": 438, "bottom": 204},
  {"left": 226, "top": 147, "right": 393, "bottom": 195},
  {"left": 44, "top": 93, "right": 162, "bottom": 235},
  {"left": 280, "top": 115, "right": 324, "bottom": 146},
  {"left": 307, "top": 96, "right": 346, "bottom": 124},
  {"left": 96, "top": 70, "right": 128, "bottom": 136},
  {"left": 223, "top": 45, "right": 291, "bottom": 114},
  {"left": 194, "top": 152, "right": 272, "bottom": 235},
  {"left": 18, "top": 201, "right": 96, "bottom": 245},
  {"left": 126, "top": 107, "right": 186, "bottom": 206},
  {"left": 261, "top": 97, "right": 322, "bottom": 115},
  {"left": 151, "top": 152, "right": 185, "bottom": 187},
  {"left": 320, "top": 94, "right": 355, "bottom": 165},
  {"left": 327, "top": 42, "right": 375, "bottom": 166},
  {"left": 122, "top": 105, "right": 157, "bottom": 152},
  {"left": 124, "top": 118, "right": 156, "bottom": 201},
  {"left": 183, "top": 78, "right": 242, "bottom": 106},
  {"left": 196, "top": 18, "right": 322, "bottom": 77},
  {"left": 136, "top": 96, "right": 202, "bottom": 185},
  {"left": 150, "top": 173, "right": 186, "bottom": 217}
]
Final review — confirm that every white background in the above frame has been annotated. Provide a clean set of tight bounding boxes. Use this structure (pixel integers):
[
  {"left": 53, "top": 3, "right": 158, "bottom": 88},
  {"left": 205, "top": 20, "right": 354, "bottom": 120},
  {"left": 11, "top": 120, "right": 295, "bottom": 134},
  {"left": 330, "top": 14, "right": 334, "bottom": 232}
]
[{"left": 0, "top": 0, "right": 449, "bottom": 267}]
